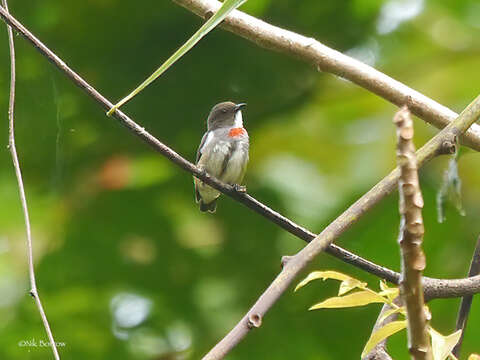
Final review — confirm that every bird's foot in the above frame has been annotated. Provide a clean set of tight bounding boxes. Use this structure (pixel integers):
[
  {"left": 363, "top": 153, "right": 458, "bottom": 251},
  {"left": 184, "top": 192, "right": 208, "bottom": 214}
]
[
  {"left": 195, "top": 167, "right": 208, "bottom": 180},
  {"left": 232, "top": 184, "right": 247, "bottom": 193}
]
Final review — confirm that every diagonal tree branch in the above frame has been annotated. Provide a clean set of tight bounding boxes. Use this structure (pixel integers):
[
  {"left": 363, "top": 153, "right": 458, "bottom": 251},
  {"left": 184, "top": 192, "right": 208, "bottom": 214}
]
[
  {"left": 394, "top": 107, "right": 431, "bottom": 360},
  {"left": 173, "top": 0, "right": 480, "bottom": 152},
  {"left": 1, "top": 1, "right": 60, "bottom": 359},
  {"left": 0, "top": 4, "right": 398, "bottom": 283},
  {"left": 452, "top": 235, "right": 480, "bottom": 357}
]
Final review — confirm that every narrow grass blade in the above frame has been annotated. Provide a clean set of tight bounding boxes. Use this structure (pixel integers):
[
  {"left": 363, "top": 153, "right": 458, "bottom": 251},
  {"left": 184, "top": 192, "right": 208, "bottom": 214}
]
[{"left": 107, "top": 0, "right": 247, "bottom": 116}]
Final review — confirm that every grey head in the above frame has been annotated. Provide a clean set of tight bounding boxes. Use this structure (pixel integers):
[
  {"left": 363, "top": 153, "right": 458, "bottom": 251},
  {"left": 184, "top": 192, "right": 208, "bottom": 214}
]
[{"left": 207, "top": 101, "right": 246, "bottom": 131}]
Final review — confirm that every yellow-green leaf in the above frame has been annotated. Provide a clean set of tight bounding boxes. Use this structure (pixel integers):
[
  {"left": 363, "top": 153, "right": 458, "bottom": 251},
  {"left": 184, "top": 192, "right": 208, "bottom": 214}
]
[
  {"left": 378, "top": 306, "right": 406, "bottom": 323},
  {"left": 361, "top": 320, "right": 407, "bottom": 358},
  {"left": 338, "top": 280, "right": 356, "bottom": 296},
  {"left": 107, "top": 0, "right": 247, "bottom": 116},
  {"left": 429, "top": 328, "right": 462, "bottom": 360},
  {"left": 309, "top": 290, "right": 387, "bottom": 310},
  {"left": 379, "top": 287, "right": 400, "bottom": 302},
  {"left": 379, "top": 280, "right": 389, "bottom": 292},
  {"left": 338, "top": 278, "right": 368, "bottom": 295},
  {"left": 468, "top": 354, "right": 480, "bottom": 360},
  {"left": 295, "top": 270, "right": 365, "bottom": 292}
]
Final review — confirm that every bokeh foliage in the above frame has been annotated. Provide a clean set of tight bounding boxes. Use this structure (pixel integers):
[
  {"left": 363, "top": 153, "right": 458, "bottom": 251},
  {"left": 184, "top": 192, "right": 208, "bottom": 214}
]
[{"left": 0, "top": 0, "right": 479, "bottom": 359}]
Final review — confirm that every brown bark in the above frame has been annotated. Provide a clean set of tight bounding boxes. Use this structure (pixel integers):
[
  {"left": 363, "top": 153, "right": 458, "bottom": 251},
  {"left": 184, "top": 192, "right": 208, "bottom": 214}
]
[{"left": 394, "top": 108, "right": 432, "bottom": 360}]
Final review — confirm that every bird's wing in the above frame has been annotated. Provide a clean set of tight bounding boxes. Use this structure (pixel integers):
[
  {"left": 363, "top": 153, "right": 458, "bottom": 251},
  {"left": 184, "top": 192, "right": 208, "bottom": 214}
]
[
  {"left": 196, "top": 131, "right": 210, "bottom": 164},
  {"left": 194, "top": 131, "right": 211, "bottom": 203}
]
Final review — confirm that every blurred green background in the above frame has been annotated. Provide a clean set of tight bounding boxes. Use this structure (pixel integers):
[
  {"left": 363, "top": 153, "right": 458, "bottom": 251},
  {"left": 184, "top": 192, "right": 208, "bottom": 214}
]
[{"left": 0, "top": 0, "right": 479, "bottom": 359}]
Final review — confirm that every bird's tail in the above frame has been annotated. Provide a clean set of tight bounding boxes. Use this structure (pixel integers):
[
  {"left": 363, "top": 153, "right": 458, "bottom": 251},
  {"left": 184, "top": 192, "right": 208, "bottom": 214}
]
[{"left": 199, "top": 199, "right": 217, "bottom": 213}]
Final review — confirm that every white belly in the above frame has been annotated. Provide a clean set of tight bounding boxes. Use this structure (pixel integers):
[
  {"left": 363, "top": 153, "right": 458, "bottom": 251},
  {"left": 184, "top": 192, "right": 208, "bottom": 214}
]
[
  {"left": 220, "top": 145, "right": 247, "bottom": 184},
  {"left": 196, "top": 133, "right": 248, "bottom": 204}
]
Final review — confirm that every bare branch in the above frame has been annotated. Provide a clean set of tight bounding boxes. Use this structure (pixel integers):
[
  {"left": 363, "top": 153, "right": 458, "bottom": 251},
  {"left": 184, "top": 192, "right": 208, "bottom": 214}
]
[
  {"left": 394, "top": 107, "right": 431, "bottom": 360},
  {"left": 452, "top": 235, "right": 480, "bottom": 357},
  {"left": 423, "top": 275, "right": 480, "bottom": 300},
  {"left": 2, "top": 1, "right": 60, "bottom": 359},
  {"left": 173, "top": 0, "right": 480, "bottom": 151}
]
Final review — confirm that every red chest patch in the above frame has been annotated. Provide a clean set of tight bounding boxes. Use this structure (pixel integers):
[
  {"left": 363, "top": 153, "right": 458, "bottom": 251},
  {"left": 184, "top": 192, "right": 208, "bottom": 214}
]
[{"left": 228, "top": 127, "right": 246, "bottom": 138}]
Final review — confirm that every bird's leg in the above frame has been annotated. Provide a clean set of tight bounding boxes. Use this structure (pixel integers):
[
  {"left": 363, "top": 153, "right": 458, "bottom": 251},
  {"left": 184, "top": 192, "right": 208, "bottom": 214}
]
[
  {"left": 232, "top": 184, "right": 247, "bottom": 193},
  {"left": 196, "top": 166, "right": 208, "bottom": 180}
]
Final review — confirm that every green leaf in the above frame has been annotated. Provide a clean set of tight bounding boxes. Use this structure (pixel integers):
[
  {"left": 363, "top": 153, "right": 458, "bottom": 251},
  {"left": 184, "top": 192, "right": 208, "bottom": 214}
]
[
  {"left": 107, "top": 0, "right": 247, "bottom": 116},
  {"left": 429, "top": 328, "right": 462, "bottom": 360},
  {"left": 361, "top": 320, "right": 407, "bottom": 358},
  {"left": 295, "top": 270, "right": 366, "bottom": 292},
  {"left": 309, "top": 290, "right": 387, "bottom": 310}
]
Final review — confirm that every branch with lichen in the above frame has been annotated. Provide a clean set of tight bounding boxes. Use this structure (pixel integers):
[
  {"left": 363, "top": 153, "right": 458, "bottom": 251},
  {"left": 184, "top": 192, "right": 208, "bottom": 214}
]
[{"left": 394, "top": 107, "right": 432, "bottom": 360}]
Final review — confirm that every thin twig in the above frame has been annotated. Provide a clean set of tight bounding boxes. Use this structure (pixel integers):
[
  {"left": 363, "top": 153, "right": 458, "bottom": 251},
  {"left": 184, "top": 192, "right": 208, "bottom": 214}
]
[
  {"left": 202, "top": 97, "right": 480, "bottom": 360},
  {"left": 452, "top": 235, "right": 480, "bottom": 357},
  {"left": 394, "top": 107, "right": 431, "bottom": 360},
  {"left": 2, "top": 1, "right": 60, "bottom": 359},
  {"left": 173, "top": 0, "right": 480, "bottom": 151},
  {"left": 0, "top": 4, "right": 398, "bottom": 282}
]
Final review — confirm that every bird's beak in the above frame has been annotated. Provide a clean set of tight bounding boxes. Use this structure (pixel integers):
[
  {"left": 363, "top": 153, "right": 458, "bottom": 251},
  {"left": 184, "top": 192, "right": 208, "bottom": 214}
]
[{"left": 235, "top": 103, "right": 247, "bottom": 111}]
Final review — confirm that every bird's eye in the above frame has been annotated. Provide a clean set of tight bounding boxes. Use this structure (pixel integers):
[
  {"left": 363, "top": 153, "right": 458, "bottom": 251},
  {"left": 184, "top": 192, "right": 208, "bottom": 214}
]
[{"left": 222, "top": 109, "right": 227, "bottom": 113}]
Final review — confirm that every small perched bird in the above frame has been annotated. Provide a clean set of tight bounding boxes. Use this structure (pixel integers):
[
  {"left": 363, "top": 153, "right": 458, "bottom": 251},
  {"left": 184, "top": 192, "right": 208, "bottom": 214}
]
[{"left": 194, "top": 101, "right": 249, "bottom": 213}]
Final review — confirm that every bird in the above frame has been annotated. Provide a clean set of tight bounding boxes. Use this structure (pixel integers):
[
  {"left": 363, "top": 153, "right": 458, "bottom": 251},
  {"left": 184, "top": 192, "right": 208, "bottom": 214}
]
[{"left": 194, "top": 101, "right": 249, "bottom": 213}]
